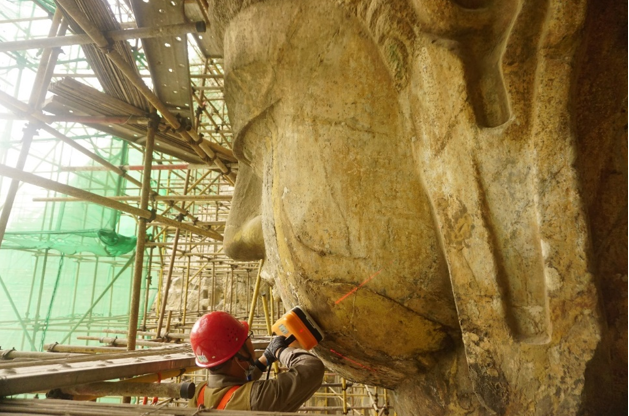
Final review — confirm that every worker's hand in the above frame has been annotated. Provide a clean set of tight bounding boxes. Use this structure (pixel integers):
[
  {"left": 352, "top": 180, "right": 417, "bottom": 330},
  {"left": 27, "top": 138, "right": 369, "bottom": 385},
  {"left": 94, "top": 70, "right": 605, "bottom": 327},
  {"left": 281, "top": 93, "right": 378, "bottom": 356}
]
[{"left": 263, "top": 335, "right": 289, "bottom": 365}]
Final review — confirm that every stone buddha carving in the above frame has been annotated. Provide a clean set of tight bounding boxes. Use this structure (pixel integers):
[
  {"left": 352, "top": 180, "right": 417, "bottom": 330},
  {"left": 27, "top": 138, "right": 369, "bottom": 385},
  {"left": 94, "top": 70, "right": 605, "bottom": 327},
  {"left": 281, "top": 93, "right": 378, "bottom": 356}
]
[{"left": 212, "top": 0, "right": 627, "bottom": 414}]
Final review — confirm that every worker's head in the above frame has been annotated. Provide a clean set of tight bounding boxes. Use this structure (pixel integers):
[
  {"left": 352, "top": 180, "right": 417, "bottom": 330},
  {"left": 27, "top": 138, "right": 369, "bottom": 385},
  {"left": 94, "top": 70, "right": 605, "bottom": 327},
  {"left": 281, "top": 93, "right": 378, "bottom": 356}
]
[{"left": 190, "top": 311, "right": 256, "bottom": 378}]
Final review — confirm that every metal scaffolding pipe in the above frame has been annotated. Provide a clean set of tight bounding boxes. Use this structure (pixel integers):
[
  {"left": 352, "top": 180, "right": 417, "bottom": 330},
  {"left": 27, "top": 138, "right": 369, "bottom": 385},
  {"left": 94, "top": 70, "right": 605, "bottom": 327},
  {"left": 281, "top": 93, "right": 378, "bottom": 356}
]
[
  {"left": 0, "top": 21, "right": 206, "bottom": 52},
  {"left": 0, "top": 163, "right": 223, "bottom": 241}
]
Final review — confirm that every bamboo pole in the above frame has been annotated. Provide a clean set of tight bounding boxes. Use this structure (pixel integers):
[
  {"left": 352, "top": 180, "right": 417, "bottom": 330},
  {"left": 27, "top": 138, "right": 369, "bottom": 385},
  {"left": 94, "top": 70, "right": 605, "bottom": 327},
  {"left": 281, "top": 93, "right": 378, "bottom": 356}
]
[
  {"left": 142, "top": 246, "right": 154, "bottom": 330},
  {"left": 246, "top": 271, "right": 250, "bottom": 320},
  {"left": 270, "top": 287, "right": 275, "bottom": 324},
  {"left": 127, "top": 117, "right": 156, "bottom": 351},
  {"left": 123, "top": 367, "right": 199, "bottom": 383},
  {"left": 211, "top": 262, "right": 216, "bottom": 312},
  {"left": 313, "top": 393, "right": 375, "bottom": 398},
  {"left": 0, "top": 349, "right": 82, "bottom": 360},
  {"left": 222, "top": 265, "right": 230, "bottom": 312},
  {"left": 191, "top": 74, "right": 225, "bottom": 79},
  {"left": 0, "top": 114, "right": 151, "bottom": 124},
  {"left": 363, "top": 384, "right": 380, "bottom": 415},
  {"left": 0, "top": 10, "right": 65, "bottom": 247},
  {"left": 155, "top": 228, "right": 181, "bottom": 337},
  {"left": 76, "top": 336, "right": 174, "bottom": 348},
  {"left": 229, "top": 266, "right": 235, "bottom": 314},
  {"left": 191, "top": 88, "right": 228, "bottom": 144},
  {"left": 261, "top": 293, "right": 280, "bottom": 374},
  {"left": 0, "top": 163, "right": 223, "bottom": 241},
  {"left": 28, "top": 10, "right": 66, "bottom": 109},
  {"left": 103, "top": 329, "right": 187, "bottom": 340},
  {"left": 145, "top": 241, "right": 229, "bottom": 247},
  {"left": 261, "top": 295, "right": 273, "bottom": 335},
  {"left": 382, "top": 389, "right": 390, "bottom": 416},
  {"left": 0, "top": 275, "right": 37, "bottom": 350},
  {"left": 343, "top": 378, "right": 349, "bottom": 415},
  {"left": 55, "top": 0, "right": 236, "bottom": 185},
  {"left": 247, "top": 260, "right": 265, "bottom": 328},
  {"left": 193, "top": 0, "right": 212, "bottom": 30},
  {"left": 43, "top": 344, "right": 127, "bottom": 354},
  {"left": 51, "top": 380, "right": 196, "bottom": 400},
  {"left": 0, "top": 21, "right": 206, "bottom": 52},
  {"left": 0, "top": 90, "right": 144, "bottom": 189},
  {"left": 33, "top": 194, "right": 232, "bottom": 202},
  {"left": 58, "top": 255, "right": 135, "bottom": 345},
  {"left": 165, "top": 310, "right": 173, "bottom": 334},
  {"left": 182, "top": 256, "right": 191, "bottom": 326},
  {"left": 0, "top": 16, "right": 50, "bottom": 24},
  {"left": 58, "top": 164, "right": 208, "bottom": 172}
]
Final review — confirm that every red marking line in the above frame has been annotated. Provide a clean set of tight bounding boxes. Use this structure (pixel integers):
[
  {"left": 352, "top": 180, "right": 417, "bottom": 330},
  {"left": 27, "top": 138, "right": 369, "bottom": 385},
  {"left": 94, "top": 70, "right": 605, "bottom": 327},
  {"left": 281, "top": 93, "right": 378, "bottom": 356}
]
[
  {"left": 335, "top": 267, "right": 386, "bottom": 305},
  {"left": 329, "top": 349, "right": 376, "bottom": 372}
]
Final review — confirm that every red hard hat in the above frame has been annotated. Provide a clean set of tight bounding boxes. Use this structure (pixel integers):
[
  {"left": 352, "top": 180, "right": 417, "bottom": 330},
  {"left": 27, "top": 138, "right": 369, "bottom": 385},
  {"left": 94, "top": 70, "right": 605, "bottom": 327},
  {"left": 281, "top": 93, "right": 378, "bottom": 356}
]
[{"left": 190, "top": 311, "right": 249, "bottom": 368}]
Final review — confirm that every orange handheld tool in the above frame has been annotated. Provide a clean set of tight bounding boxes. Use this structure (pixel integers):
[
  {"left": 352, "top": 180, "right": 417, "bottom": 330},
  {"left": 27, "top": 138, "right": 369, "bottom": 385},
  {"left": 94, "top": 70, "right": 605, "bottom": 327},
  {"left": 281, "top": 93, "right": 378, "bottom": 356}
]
[{"left": 271, "top": 306, "right": 324, "bottom": 350}]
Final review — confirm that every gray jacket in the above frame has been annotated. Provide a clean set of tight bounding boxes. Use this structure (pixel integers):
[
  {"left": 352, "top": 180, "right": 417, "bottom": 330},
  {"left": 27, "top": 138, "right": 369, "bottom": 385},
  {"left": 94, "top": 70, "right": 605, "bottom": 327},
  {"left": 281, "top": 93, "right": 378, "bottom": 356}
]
[{"left": 191, "top": 348, "right": 325, "bottom": 412}]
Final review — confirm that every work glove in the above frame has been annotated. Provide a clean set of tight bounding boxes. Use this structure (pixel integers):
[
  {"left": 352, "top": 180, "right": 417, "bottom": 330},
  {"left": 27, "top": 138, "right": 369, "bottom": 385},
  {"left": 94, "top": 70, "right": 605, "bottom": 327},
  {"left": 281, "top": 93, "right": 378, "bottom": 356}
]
[{"left": 263, "top": 335, "right": 290, "bottom": 365}]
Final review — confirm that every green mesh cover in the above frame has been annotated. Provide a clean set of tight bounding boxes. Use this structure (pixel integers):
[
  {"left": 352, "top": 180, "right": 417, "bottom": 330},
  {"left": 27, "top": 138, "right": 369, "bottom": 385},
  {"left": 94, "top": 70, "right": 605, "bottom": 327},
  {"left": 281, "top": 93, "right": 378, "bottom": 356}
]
[{"left": 1, "top": 229, "right": 137, "bottom": 257}]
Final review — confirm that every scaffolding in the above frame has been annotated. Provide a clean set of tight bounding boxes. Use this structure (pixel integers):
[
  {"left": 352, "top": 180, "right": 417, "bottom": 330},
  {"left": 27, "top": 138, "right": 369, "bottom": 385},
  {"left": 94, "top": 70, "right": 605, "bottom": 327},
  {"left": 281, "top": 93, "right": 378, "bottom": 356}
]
[{"left": 0, "top": 1, "right": 395, "bottom": 414}]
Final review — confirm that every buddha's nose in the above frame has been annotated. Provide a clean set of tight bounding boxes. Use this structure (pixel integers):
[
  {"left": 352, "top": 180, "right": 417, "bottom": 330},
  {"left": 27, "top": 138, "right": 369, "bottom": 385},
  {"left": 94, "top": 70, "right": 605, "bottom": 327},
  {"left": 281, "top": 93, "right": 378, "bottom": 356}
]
[{"left": 224, "top": 164, "right": 266, "bottom": 261}]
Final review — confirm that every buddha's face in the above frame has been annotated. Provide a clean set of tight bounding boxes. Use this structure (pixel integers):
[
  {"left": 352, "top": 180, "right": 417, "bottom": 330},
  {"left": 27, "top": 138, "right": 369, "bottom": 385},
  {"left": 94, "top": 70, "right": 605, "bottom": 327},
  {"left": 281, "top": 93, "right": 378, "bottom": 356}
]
[{"left": 222, "top": 1, "right": 457, "bottom": 385}]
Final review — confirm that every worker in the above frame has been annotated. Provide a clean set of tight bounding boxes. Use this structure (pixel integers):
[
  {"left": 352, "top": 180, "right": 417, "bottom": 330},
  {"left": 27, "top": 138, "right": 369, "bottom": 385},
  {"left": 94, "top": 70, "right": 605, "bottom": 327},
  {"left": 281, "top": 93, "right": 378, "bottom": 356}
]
[{"left": 188, "top": 310, "right": 325, "bottom": 411}]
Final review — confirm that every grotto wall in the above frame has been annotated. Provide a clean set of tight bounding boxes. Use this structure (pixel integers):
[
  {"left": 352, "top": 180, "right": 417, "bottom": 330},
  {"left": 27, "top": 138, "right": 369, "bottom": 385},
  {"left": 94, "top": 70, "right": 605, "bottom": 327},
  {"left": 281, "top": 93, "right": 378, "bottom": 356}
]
[{"left": 217, "top": 0, "right": 628, "bottom": 414}]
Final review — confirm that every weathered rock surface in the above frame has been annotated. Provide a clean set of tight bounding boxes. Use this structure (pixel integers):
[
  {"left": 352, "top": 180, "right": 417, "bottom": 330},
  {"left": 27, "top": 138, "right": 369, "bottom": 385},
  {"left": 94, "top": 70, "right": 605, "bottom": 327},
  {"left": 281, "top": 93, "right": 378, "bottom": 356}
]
[{"left": 214, "top": 0, "right": 627, "bottom": 414}]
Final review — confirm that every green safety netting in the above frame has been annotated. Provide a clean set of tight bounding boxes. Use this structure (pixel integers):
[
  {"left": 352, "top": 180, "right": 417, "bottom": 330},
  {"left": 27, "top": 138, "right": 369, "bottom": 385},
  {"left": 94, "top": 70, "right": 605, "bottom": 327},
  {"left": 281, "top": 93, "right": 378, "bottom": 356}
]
[
  {"left": 1, "top": 229, "right": 137, "bottom": 256},
  {"left": 0, "top": 133, "right": 157, "bottom": 354}
]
